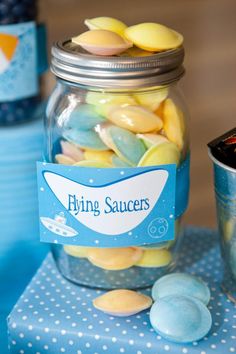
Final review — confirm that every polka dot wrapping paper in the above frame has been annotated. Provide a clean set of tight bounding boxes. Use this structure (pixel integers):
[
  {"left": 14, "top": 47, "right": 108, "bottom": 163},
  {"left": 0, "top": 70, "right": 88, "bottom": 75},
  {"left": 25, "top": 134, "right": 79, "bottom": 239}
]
[{"left": 8, "top": 227, "right": 236, "bottom": 354}]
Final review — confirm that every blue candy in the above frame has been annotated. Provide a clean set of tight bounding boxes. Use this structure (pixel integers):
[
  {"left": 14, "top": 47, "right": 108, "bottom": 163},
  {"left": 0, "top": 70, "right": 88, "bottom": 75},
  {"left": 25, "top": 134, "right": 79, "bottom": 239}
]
[
  {"left": 150, "top": 295, "right": 212, "bottom": 343},
  {"left": 66, "top": 104, "right": 106, "bottom": 130},
  {"left": 63, "top": 129, "right": 109, "bottom": 151},
  {"left": 152, "top": 273, "right": 210, "bottom": 305},
  {"left": 111, "top": 154, "right": 132, "bottom": 168}
]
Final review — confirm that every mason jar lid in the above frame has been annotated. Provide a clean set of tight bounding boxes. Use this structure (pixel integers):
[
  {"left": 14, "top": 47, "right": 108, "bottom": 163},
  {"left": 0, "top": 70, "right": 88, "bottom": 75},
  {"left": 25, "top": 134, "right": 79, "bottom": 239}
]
[{"left": 51, "top": 39, "right": 185, "bottom": 89}]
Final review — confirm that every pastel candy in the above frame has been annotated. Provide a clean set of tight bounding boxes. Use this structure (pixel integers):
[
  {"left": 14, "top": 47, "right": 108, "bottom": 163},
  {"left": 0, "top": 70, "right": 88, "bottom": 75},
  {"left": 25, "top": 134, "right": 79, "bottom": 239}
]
[
  {"left": 84, "top": 150, "right": 113, "bottom": 164},
  {"left": 72, "top": 30, "right": 132, "bottom": 56},
  {"left": 134, "top": 88, "right": 168, "bottom": 111},
  {"left": 55, "top": 154, "right": 76, "bottom": 165},
  {"left": 93, "top": 289, "right": 152, "bottom": 316},
  {"left": 99, "top": 125, "right": 146, "bottom": 166},
  {"left": 108, "top": 105, "right": 163, "bottom": 133},
  {"left": 61, "top": 140, "right": 84, "bottom": 161},
  {"left": 138, "top": 141, "right": 180, "bottom": 166},
  {"left": 84, "top": 17, "right": 127, "bottom": 36},
  {"left": 64, "top": 245, "right": 88, "bottom": 258},
  {"left": 66, "top": 104, "right": 106, "bottom": 130},
  {"left": 86, "top": 91, "right": 137, "bottom": 116},
  {"left": 125, "top": 23, "right": 183, "bottom": 52},
  {"left": 137, "top": 133, "right": 169, "bottom": 148},
  {"left": 150, "top": 295, "right": 212, "bottom": 343},
  {"left": 87, "top": 247, "right": 143, "bottom": 270},
  {"left": 120, "top": 46, "right": 154, "bottom": 57},
  {"left": 162, "top": 98, "right": 185, "bottom": 150},
  {"left": 74, "top": 160, "right": 112, "bottom": 168},
  {"left": 111, "top": 154, "right": 132, "bottom": 167},
  {"left": 64, "top": 129, "right": 109, "bottom": 151},
  {"left": 135, "top": 248, "right": 172, "bottom": 267},
  {"left": 152, "top": 273, "right": 211, "bottom": 305}
]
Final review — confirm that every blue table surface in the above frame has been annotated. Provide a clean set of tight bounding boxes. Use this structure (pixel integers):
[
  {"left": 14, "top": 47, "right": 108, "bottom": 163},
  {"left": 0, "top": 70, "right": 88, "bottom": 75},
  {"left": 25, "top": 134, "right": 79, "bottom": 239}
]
[{"left": 6, "top": 226, "right": 236, "bottom": 354}]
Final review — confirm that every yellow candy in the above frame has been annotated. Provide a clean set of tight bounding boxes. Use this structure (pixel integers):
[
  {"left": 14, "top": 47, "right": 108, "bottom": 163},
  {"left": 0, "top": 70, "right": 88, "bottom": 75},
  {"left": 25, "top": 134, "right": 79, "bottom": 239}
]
[
  {"left": 93, "top": 289, "right": 152, "bottom": 316},
  {"left": 84, "top": 17, "right": 127, "bottom": 36},
  {"left": 137, "top": 133, "right": 168, "bottom": 148},
  {"left": 84, "top": 150, "right": 113, "bottom": 164},
  {"left": 86, "top": 91, "right": 137, "bottom": 116},
  {"left": 55, "top": 154, "right": 76, "bottom": 165},
  {"left": 64, "top": 245, "right": 88, "bottom": 258},
  {"left": 119, "top": 46, "right": 154, "bottom": 57},
  {"left": 135, "top": 248, "right": 172, "bottom": 267},
  {"left": 74, "top": 160, "right": 112, "bottom": 168},
  {"left": 162, "top": 98, "right": 185, "bottom": 151},
  {"left": 125, "top": 23, "right": 183, "bottom": 52},
  {"left": 87, "top": 247, "right": 143, "bottom": 270},
  {"left": 108, "top": 105, "right": 163, "bottom": 133},
  {"left": 138, "top": 141, "right": 181, "bottom": 166},
  {"left": 134, "top": 88, "right": 168, "bottom": 111},
  {"left": 72, "top": 30, "right": 132, "bottom": 56}
]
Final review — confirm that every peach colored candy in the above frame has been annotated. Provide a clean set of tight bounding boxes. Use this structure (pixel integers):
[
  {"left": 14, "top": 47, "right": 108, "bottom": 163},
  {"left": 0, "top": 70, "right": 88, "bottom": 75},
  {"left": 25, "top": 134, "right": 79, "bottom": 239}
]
[
  {"left": 64, "top": 245, "right": 88, "bottom": 258},
  {"left": 162, "top": 98, "right": 185, "bottom": 151},
  {"left": 135, "top": 248, "right": 172, "bottom": 268},
  {"left": 55, "top": 154, "right": 76, "bottom": 165},
  {"left": 60, "top": 140, "right": 84, "bottom": 161},
  {"left": 93, "top": 289, "right": 152, "bottom": 316},
  {"left": 107, "top": 105, "right": 163, "bottom": 133},
  {"left": 87, "top": 247, "right": 143, "bottom": 270},
  {"left": 72, "top": 30, "right": 132, "bottom": 56}
]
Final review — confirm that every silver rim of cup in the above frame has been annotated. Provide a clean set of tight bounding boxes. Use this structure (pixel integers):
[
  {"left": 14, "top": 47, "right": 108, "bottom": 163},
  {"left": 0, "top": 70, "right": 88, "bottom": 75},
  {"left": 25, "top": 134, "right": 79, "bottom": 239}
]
[{"left": 208, "top": 149, "right": 236, "bottom": 174}]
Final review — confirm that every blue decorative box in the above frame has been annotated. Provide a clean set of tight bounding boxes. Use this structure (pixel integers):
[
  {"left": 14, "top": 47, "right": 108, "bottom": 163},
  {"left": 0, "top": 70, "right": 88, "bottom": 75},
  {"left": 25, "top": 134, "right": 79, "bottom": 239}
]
[{"left": 8, "top": 227, "right": 236, "bottom": 354}]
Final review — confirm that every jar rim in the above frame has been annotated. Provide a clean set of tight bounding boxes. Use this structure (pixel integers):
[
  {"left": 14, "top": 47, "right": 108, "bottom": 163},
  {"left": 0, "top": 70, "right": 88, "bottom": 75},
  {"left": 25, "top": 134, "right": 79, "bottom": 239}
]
[{"left": 51, "top": 40, "right": 185, "bottom": 89}]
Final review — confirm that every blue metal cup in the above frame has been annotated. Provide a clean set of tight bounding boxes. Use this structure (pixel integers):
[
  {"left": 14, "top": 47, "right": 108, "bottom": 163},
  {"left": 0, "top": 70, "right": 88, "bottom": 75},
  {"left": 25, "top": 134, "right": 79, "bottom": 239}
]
[{"left": 209, "top": 150, "right": 236, "bottom": 302}]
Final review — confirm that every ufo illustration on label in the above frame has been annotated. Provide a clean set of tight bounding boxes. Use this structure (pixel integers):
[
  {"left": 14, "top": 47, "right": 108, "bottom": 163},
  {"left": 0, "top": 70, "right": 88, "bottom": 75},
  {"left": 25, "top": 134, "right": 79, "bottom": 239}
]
[
  {"left": 0, "top": 33, "right": 19, "bottom": 74},
  {"left": 40, "top": 212, "right": 78, "bottom": 237}
]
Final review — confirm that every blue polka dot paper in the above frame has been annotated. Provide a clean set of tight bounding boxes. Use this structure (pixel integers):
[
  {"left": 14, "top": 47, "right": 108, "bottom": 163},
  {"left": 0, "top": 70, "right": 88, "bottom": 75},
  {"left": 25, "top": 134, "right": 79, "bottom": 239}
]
[{"left": 8, "top": 227, "right": 236, "bottom": 354}]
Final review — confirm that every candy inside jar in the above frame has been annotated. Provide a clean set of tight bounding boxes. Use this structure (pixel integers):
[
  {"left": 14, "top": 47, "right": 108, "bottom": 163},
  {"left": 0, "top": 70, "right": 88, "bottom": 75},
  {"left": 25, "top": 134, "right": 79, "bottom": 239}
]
[{"left": 45, "top": 18, "right": 190, "bottom": 289}]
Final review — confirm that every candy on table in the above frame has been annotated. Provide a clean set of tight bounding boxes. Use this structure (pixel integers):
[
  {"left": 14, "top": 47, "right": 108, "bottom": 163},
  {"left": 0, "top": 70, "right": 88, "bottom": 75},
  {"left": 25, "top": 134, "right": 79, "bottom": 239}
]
[
  {"left": 84, "top": 150, "right": 113, "bottom": 164},
  {"left": 86, "top": 91, "right": 137, "bottom": 116},
  {"left": 138, "top": 141, "right": 181, "bottom": 167},
  {"left": 86, "top": 247, "right": 143, "bottom": 270},
  {"left": 73, "top": 160, "right": 112, "bottom": 168},
  {"left": 55, "top": 154, "right": 76, "bottom": 165},
  {"left": 60, "top": 140, "right": 84, "bottom": 161},
  {"left": 63, "top": 129, "right": 109, "bottom": 151},
  {"left": 152, "top": 273, "right": 211, "bottom": 305},
  {"left": 99, "top": 125, "right": 147, "bottom": 166},
  {"left": 124, "top": 23, "right": 183, "bottom": 52},
  {"left": 150, "top": 295, "right": 212, "bottom": 343},
  {"left": 162, "top": 98, "right": 185, "bottom": 151},
  {"left": 64, "top": 245, "right": 88, "bottom": 258},
  {"left": 93, "top": 289, "right": 152, "bottom": 316},
  {"left": 65, "top": 104, "right": 106, "bottom": 130},
  {"left": 133, "top": 87, "right": 169, "bottom": 111},
  {"left": 107, "top": 105, "right": 163, "bottom": 133},
  {"left": 135, "top": 248, "right": 172, "bottom": 268},
  {"left": 137, "top": 133, "right": 169, "bottom": 149},
  {"left": 84, "top": 17, "right": 127, "bottom": 37},
  {"left": 72, "top": 29, "right": 132, "bottom": 56}
]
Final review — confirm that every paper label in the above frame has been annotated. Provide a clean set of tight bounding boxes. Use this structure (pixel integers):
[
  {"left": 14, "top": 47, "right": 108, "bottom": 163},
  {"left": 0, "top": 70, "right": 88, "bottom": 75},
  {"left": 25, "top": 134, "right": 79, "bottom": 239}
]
[
  {"left": 0, "top": 22, "right": 38, "bottom": 101},
  {"left": 37, "top": 162, "right": 177, "bottom": 247}
]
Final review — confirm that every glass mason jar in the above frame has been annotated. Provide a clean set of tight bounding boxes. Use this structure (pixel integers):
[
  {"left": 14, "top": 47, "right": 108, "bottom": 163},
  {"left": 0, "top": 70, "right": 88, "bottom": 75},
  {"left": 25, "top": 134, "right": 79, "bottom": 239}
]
[{"left": 45, "top": 40, "right": 190, "bottom": 289}]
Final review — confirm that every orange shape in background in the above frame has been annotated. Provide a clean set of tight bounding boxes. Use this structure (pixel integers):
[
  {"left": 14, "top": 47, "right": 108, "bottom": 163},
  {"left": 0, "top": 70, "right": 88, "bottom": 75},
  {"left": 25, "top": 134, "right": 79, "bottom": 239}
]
[{"left": 0, "top": 33, "right": 19, "bottom": 61}]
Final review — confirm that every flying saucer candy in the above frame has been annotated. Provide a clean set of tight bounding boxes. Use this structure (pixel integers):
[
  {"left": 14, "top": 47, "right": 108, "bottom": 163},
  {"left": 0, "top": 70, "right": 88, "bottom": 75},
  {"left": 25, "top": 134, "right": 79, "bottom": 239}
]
[
  {"left": 111, "top": 154, "right": 132, "bottom": 167},
  {"left": 124, "top": 23, "right": 183, "bottom": 52},
  {"left": 66, "top": 104, "right": 106, "bottom": 130},
  {"left": 134, "top": 88, "right": 169, "bottom": 111},
  {"left": 64, "top": 245, "right": 89, "bottom": 258},
  {"left": 107, "top": 105, "right": 163, "bottom": 133},
  {"left": 162, "top": 98, "right": 185, "bottom": 150},
  {"left": 138, "top": 141, "right": 180, "bottom": 166},
  {"left": 86, "top": 91, "right": 137, "bottom": 116},
  {"left": 119, "top": 46, "right": 154, "bottom": 57},
  {"left": 135, "top": 248, "right": 172, "bottom": 267},
  {"left": 60, "top": 140, "right": 84, "bottom": 161},
  {"left": 72, "top": 30, "right": 132, "bottom": 56},
  {"left": 55, "top": 154, "right": 76, "bottom": 165},
  {"left": 63, "top": 129, "right": 109, "bottom": 151},
  {"left": 99, "top": 125, "right": 147, "bottom": 165},
  {"left": 152, "top": 273, "right": 211, "bottom": 305},
  {"left": 93, "top": 289, "right": 152, "bottom": 316},
  {"left": 84, "top": 150, "right": 113, "bottom": 164},
  {"left": 150, "top": 295, "right": 212, "bottom": 343},
  {"left": 137, "top": 133, "right": 169, "bottom": 148},
  {"left": 87, "top": 247, "right": 143, "bottom": 270},
  {"left": 84, "top": 17, "right": 127, "bottom": 36}
]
